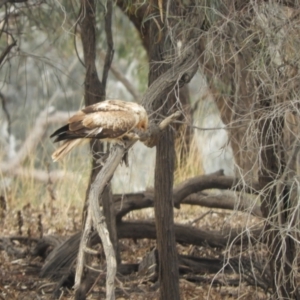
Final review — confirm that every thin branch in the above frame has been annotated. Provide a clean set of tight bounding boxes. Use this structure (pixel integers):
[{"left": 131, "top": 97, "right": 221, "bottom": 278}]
[
  {"left": 88, "top": 145, "right": 124, "bottom": 300},
  {"left": 0, "top": 108, "right": 75, "bottom": 182},
  {"left": 99, "top": 50, "right": 140, "bottom": 102},
  {"left": 6, "top": 167, "right": 75, "bottom": 182},
  {"left": 0, "top": 40, "right": 16, "bottom": 66},
  {"left": 0, "top": 92, "right": 11, "bottom": 136},
  {"left": 0, "top": 107, "right": 59, "bottom": 172},
  {"left": 142, "top": 46, "right": 199, "bottom": 113},
  {"left": 102, "top": 0, "right": 114, "bottom": 92}
]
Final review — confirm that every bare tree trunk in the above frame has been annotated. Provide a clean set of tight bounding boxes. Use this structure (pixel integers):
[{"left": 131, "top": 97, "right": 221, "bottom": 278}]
[
  {"left": 152, "top": 106, "right": 179, "bottom": 300},
  {"left": 116, "top": 1, "right": 193, "bottom": 166},
  {"left": 77, "top": 1, "right": 120, "bottom": 296},
  {"left": 147, "top": 2, "right": 179, "bottom": 299}
]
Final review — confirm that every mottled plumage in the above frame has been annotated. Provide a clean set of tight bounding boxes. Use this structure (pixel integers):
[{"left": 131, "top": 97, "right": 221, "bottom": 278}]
[{"left": 50, "top": 100, "right": 148, "bottom": 161}]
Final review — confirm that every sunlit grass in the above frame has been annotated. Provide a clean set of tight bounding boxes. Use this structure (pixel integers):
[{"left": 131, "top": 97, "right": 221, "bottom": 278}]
[
  {"left": 1, "top": 126, "right": 204, "bottom": 231},
  {"left": 1, "top": 144, "right": 91, "bottom": 232},
  {"left": 174, "top": 134, "right": 204, "bottom": 185}
]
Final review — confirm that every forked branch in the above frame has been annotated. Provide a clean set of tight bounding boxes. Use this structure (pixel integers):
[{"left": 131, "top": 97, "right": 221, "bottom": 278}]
[{"left": 74, "top": 111, "right": 182, "bottom": 299}]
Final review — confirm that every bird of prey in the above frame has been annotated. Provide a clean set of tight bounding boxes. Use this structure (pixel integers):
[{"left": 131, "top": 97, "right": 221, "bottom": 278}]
[{"left": 50, "top": 99, "right": 148, "bottom": 162}]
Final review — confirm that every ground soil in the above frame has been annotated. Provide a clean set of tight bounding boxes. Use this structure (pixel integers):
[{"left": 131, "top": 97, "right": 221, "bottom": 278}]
[{"left": 0, "top": 202, "right": 269, "bottom": 299}]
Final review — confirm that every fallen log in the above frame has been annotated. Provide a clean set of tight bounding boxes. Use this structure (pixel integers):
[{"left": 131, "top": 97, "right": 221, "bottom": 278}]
[
  {"left": 114, "top": 190, "right": 262, "bottom": 221},
  {"left": 37, "top": 231, "right": 269, "bottom": 295},
  {"left": 172, "top": 170, "right": 260, "bottom": 207},
  {"left": 40, "top": 221, "right": 262, "bottom": 280}
]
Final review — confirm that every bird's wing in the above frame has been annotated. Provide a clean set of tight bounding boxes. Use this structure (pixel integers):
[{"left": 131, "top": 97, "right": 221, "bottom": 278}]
[
  {"left": 77, "top": 110, "right": 138, "bottom": 138},
  {"left": 81, "top": 100, "right": 132, "bottom": 114},
  {"left": 52, "top": 110, "right": 138, "bottom": 142}
]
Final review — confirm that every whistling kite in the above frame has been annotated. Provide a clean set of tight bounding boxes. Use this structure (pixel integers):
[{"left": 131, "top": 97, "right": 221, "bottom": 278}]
[{"left": 50, "top": 100, "right": 148, "bottom": 161}]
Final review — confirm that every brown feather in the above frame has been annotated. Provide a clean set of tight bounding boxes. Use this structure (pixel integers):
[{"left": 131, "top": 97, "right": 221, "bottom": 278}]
[
  {"left": 50, "top": 100, "right": 148, "bottom": 161},
  {"left": 51, "top": 139, "right": 88, "bottom": 162},
  {"left": 68, "top": 111, "right": 85, "bottom": 124},
  {"left": 68, "top": 121, "right": 84, "bottom": 132}
]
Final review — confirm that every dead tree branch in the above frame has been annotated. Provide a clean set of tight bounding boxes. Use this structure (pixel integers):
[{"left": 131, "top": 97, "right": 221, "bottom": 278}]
[
  {"left": 0, "top": 108, "right": 75, "bottom": 182},
  {"left": 74, "top": 111, "right": 182, "bottom": 299},
  {"left": 99, "top": 50, "right": 140, "bottom": 101},
  {"left": 114, "top": 190, "right": 262, "bottom": 222},
  {"left": 141, "top": 47, "right": 198, "bottom": 112},
  {"left": 102, "top": 0, "right": 114, "bottom": 91},
  {"left": 173, "top": 170, "right": 260, "bottom": 207},
  {"left": 112, "top": 170, "right": 261, "bottom": 221},
  {"left": 0, "top": 40, "right": 16, "bottom": 65},
  {"left": 40, "top": 221, "right": 263, "bottom": 282},
  {"left": 74, "top": 145, "right": 125, "bottom": 299},
  {"left": 182, "top": 192, "right": 262, "bottom": 217},
  {"left": 74, "top": 205, "right": 93, "bottom": 290}
]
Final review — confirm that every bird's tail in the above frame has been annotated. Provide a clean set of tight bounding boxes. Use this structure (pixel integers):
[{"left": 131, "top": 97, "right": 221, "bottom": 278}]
[{"left": 52, "top": 139, "right": 85, "bottom": 162}]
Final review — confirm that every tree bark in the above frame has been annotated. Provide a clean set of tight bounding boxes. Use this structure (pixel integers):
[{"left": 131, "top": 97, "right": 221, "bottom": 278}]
[
  {"left": 79, "top": 0, "right": 120, "bottom": 267},
  {"left": 76, "top": 2, "right": 120, "bottom": 297},
  {"left": 147, "top": 2, "right": 179, "bottom": 299},
  {"left": 154, "top": 122, "right": 179, "bottom": 300},
  {"left": 116, "top": 0, "right": 193, "bottom": 162}
]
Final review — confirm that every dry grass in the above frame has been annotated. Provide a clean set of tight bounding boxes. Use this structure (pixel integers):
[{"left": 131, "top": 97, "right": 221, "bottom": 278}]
[{"left": 175, "top": 135, "right": 204, "bottom": 185}]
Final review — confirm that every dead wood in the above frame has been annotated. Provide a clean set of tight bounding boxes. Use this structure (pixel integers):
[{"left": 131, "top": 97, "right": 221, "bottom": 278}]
[
  {"left": 39, "top": 220, "right": 262, "bottom": 283},
  {"left": 113, "top": 171, "right": 261, "bottom": 221},
  {"left": 74, "top": 145, "right": 123, "bottom": 299},
  {"left": 118, "top": 221, "right": 262, "bottom": 248},
  {"left": 77, "top": 1, "right": 119, "bottom": 298},
  {"left": 173, "top": 170, "right": 260, "bottom": 208},
  {"left": 36, "top": 228, "right": 268, "bottom": 294},
  {"left": 182, "top": 192, "right": 262, "bottom": 217},
  {"left": 139, "top": 249, "right": 270, "bottom": 290},
  {"left": 1, "top": 233, "right": 269, "bottom": 291},
  {"left": 99, "top": 51, "right": 140, "bottom": 102},
  {"left": 0, "top": 237, "right": 27, "bottom": 258},
  {"left": 38, "top": 171, "right": 262, "bottom": 291},
  {"left": 0, "top": 39, "right": 16, "bottom": 65},
  {"left": 0, "top": 107, "right": 76, "bottom": 182},
  {"left": 73, "top": 108, "right": 183, "bottom": 299}
]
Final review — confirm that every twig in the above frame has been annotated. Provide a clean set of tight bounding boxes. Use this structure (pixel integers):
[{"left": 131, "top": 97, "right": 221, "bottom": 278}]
[
  {"left": 141, "top": 46, "right": 198, "bottom": 112},
  {"left": 0, "top": 40, "right": 16, "bottom": 65},
  {"left": 99, "top": 51, "right": 140, "bottom": 102},
  {"left": 3, "top": 167, "right": 75, "bottom": 182},
  {"left": 189, "top": 210, "right": 212, "bottom": 225}
]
